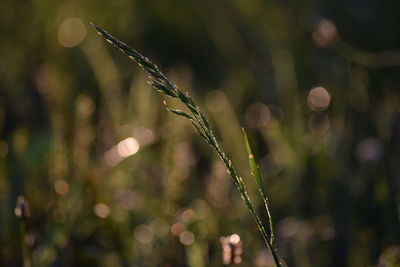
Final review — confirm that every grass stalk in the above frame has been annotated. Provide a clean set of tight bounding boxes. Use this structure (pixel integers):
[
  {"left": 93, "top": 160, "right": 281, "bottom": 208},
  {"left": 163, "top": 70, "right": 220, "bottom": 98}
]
[{"left": 91, "top": 23, "right": 282, "bottom": 267}]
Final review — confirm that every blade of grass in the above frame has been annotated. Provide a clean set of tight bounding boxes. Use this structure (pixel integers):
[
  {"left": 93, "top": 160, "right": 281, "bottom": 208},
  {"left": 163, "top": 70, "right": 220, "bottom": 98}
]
[
  {"left": 242, "top": 128, "right": 281, "bottom": 265},
  {"left": 242, "top": 127, "right": 274, "bottom": 241},
  {"left": 91, "top": 23, "right": 282, "bottom": 267}
]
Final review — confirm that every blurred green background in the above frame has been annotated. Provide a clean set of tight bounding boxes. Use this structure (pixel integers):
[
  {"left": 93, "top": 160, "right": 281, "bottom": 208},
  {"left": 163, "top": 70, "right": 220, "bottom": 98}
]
[{"left": 1, "top": 0, "right": 400, "bottom": 266}]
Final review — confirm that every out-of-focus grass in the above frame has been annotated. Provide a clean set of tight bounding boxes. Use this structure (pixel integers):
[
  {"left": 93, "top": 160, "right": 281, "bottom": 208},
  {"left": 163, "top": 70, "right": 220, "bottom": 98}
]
[{"left": 0, "top": 0, "right": 400, "bottom": 266}]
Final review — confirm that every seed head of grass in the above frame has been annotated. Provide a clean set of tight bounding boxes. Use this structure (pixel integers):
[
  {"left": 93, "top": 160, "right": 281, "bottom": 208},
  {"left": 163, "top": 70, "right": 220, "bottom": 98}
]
[{"left": 91, "top": 23, "right": 282, "bottom": 267}]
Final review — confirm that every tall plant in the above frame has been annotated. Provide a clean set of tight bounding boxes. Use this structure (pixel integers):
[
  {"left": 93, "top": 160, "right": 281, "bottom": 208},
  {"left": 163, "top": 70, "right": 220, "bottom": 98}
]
[{"left": 91, "top": 23, "right": 282, "bottom": 267}]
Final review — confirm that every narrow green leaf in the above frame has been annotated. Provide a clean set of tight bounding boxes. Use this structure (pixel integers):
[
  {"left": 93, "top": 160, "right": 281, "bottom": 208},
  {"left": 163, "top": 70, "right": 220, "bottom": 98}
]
[
  {"left": 242, "top": 127, "right": 265, "bottom": 195},
  {"left": 242, "top": 127, "right": 275, "bottom": 243}
]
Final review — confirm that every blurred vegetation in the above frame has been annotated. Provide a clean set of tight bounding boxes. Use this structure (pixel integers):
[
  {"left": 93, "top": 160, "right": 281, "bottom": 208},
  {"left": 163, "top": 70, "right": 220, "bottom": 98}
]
[{"left": 1, "top": 0, "right": 400, "bottom": 266}]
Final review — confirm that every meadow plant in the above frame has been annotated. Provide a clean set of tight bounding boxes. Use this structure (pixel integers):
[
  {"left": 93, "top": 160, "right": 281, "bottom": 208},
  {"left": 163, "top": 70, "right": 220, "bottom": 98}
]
[{"left": 91, "top": 23, "right": 282, "bottom": 266}]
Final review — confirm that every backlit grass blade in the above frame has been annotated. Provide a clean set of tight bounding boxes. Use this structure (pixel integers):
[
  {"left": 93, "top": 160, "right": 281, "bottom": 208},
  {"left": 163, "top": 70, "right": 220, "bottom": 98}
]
[{"left": 242, "top": 127, "right": 274, "bottom": 242}]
